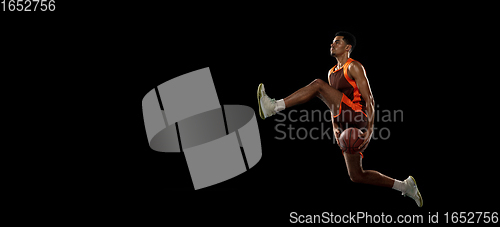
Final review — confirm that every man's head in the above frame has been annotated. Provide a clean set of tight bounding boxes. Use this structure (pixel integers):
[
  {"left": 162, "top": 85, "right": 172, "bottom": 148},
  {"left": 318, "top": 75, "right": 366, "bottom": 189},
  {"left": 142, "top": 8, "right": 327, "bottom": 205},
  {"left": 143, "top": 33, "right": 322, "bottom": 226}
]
[{"left": 330, "top": 31, "right": 356, "bottom": 57}]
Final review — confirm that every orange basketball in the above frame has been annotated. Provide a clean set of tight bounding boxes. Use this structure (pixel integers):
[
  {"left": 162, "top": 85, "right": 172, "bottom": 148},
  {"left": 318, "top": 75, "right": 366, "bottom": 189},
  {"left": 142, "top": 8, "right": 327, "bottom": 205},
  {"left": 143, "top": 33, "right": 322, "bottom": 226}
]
[{"left": 339, "top": 127, "right": 367, "bottom": 153}]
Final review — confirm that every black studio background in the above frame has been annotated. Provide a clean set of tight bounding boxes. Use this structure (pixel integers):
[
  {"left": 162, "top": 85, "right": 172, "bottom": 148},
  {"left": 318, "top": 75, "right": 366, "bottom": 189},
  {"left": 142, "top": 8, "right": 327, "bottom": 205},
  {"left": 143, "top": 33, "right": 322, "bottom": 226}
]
[
  {"left": 3, "top": 2, "right": 496, "bottom": 224},
  {"left": 116, "top": 12, "right": 495, "bottom": 224}
]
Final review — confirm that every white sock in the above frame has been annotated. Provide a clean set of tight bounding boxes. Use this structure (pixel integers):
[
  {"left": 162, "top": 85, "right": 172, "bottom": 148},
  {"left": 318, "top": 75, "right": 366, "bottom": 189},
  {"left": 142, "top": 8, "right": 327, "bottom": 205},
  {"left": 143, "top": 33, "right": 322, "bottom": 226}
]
[
  {"left": 392, "top": 179, "right": 406, "bottom": 193},
  {"left": 274, "top": 99, "right": 286, "bottom": 112}
]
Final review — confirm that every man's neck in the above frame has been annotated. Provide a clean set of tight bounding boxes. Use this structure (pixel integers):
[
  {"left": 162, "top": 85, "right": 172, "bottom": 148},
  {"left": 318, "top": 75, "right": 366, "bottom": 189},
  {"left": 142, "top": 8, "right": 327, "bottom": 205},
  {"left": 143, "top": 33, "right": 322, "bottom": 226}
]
[{"left": 335, "top": 54, "right": 350, "bottom": 68}]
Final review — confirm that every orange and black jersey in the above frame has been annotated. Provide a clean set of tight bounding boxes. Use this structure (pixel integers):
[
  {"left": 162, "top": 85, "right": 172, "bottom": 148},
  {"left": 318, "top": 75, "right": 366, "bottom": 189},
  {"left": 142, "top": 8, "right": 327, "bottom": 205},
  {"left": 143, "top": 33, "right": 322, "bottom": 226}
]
[{"left": 328, "top": 58, "right": 368, "bottom": 128}]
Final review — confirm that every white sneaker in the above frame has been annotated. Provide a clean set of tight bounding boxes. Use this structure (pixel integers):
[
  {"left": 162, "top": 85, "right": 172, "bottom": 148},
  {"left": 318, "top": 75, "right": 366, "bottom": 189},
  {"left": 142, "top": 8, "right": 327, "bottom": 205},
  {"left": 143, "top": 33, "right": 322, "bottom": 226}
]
[
  {"left": 402, "top": 176, "right": 423, "bottom": 207},
  {"left": 257, "top": 83, "right": 277, "bottom": 119}
]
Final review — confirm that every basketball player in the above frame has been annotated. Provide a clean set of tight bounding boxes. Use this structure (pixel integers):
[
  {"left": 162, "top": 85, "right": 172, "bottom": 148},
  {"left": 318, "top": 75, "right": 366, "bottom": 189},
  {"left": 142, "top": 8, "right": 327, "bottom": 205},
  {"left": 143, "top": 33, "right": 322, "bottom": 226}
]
[{"left": 257, "top": 31, "right": 423, "bottom": 207}]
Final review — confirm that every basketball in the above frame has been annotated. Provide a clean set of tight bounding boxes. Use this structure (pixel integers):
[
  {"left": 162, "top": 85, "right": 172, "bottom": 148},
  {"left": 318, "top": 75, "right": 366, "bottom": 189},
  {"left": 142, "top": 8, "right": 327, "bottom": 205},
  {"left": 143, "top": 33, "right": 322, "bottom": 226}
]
[{"left": 339, "top": 127, "right": 367, "bottom": 153}]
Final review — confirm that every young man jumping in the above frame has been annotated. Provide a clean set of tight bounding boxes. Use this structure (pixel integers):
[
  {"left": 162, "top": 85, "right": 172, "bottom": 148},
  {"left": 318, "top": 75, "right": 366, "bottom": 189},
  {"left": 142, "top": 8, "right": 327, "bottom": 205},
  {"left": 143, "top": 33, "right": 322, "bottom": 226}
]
[{"left": 257, "top": 31, "right": 423, "bottom": 207}]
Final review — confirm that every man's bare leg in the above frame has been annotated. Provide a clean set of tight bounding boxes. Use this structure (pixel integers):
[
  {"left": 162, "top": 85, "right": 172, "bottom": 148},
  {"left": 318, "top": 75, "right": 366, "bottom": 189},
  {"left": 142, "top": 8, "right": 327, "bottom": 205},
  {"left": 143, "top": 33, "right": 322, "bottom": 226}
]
[
  {"left": 343, "top": 152, "right": 423, "bottom": 207},
  {"left": 283, "top": 79, "right": 343, "bottom": 113},
  {"left": 258, "top": 79, "right": 343, "bottom": 119},
  {"left": 343, "top": 152, "right": 395, "bottom": 187}
]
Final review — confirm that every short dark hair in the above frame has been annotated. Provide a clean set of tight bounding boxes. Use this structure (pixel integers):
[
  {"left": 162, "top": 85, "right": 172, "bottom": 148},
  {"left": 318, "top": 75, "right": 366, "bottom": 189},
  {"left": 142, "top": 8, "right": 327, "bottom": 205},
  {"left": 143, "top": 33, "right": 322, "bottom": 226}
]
[{"left": 335, "top": 31, "right": 356, "bottom": 53}]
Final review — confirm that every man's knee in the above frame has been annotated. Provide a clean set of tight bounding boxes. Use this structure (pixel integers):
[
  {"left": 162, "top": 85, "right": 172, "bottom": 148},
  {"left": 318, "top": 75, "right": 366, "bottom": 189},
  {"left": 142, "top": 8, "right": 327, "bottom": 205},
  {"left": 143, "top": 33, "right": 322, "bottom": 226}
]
[
  {"left": 313, "top": 78, "right": 327, "bottom": 85},
  {"left": 349, "top": 171, "right": 365, "bottom": 183},
  {"left": 311, "top": 79, "right": 327, "bottom": 90}
]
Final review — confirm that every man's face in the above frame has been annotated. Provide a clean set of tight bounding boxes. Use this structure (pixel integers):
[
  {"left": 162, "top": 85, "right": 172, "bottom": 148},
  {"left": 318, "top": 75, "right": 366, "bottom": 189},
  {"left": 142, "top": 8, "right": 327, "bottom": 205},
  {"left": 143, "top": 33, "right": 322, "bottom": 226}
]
[{"left": 330, "top": 36, "right": 349, "bottom": 56}]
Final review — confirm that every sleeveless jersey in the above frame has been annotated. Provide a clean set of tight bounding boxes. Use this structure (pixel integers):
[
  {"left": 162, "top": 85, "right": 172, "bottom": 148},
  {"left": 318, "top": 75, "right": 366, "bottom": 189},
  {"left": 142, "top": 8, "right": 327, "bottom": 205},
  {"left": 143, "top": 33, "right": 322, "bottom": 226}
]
[{"left": 328, "top": 58, "right": 367, "bottom": 119}]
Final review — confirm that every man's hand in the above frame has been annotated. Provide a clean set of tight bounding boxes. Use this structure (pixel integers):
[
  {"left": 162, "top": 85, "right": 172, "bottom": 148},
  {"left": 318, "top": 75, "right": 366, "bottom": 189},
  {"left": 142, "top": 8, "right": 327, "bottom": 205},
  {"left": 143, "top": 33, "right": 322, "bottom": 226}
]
[
  {"left": 334, "top": 128, "right": 342, "bottom": 147},
  {"left": 358, "top": 128, "right": 373, "bottom": 150}
]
